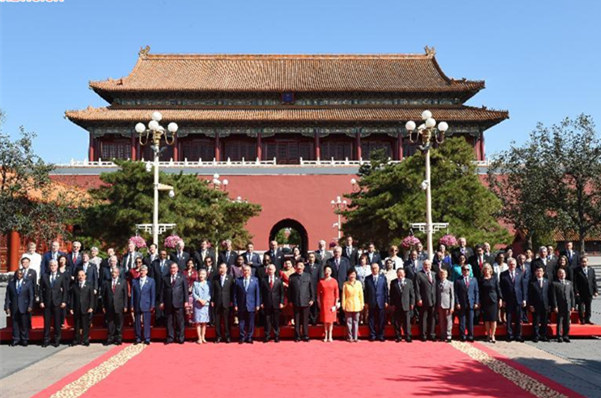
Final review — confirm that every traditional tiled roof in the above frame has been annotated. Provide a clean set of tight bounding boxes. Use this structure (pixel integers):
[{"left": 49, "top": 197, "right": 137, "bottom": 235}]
[
  {"left": 89, "top": 52, "right": 484, "bottom": 96},
  {"left": 65, "top": 105, "right": 508, "bottom": 127}
]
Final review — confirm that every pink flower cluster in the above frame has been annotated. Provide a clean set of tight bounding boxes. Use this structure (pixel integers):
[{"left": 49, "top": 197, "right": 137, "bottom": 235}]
[
  {"left": 129, "top": 236, "right": 147, "bottom": 249},
  {"left": 439, "top": 234, "right": 457, "bottom": 247},
  {"left": 164, "top": 235, "right": 182, "bottom": 249},
  {"left": 401, "top": 235, "right": 421, "bottom": 249}
]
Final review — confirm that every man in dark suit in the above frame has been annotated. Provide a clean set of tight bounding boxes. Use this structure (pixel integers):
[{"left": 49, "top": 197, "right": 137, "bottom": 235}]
[
  {"left": 218, "top": 239, "right": 237, "bottom": 268},
  {"left": 574, "top": 256, "right": 598, "bottom": 324},
  {"left": 528, "top": 267, "right": 552, "bottom": 342},
  {"left": 170, "top": 240, "right": 190, "bottom": 271},
  {"left": 4, "top": 269, "right": 34, "bottom": 346},
  {"left": 454, "top": 265, "right": 480, "bottom": 342},
  {"left": 415, "top": 260, "right": 436, "bottom": 341},
  {"left": 305, "top": 252, "right": 323, "bottom": 325},
  {"left": 67, "top": 241, "right": 84, "bottom": 273},
  {"left": 288, "top": 261, "right": 314, "bottom": 342},
  {"left": 267, "top": 240, "right": 285, "bottom": 272},
  {"left": 193, "top": 239, "right": 215, "bottom": 269},
  {"left": 233, "top": 265, "right": 261, "bottom": 343},
  {"left": 143, "top": 243, "right": 159, "bottom": 269},
  {"left": 365, "top": 263, "right": 389, "bottom": 341},
  {"left": 19, "top": 258, "right": 38, "bottom": 328},
  {"left": 70, "top": 269, "right": 94, "bottom": 346},
  {"left": 365, "top": 242, "right": 382, "bottom": 267},
  {"left": 131, "top": 265, "right": 156, "bottom": 344},
  {"left": 452, "top": 237, "right": 474, "bottom": 264},
  {"left": 150, "top": 250, "right": 172, "bottom": 326},
  {"left": 103, "top": 266, "right": 128, "bottom": 345},
  {"left": 39, "top": 260, "right": 68, "bottom": 347},
  {"left": 500, "top": 258, "right": 527, "bottom": 342},
  {"left": 211, "top": 263, "right": 234, "bottom": 343},
  {"left": 403, "top": 250, "right": 422, "bottom": 281},
  {"left": 241, "top": 243, "right": 262, "bottom": 270},
  {"left": 469, "top": 245, "right": 488, "bottom": 281},
  {"left": 77, "top": 252, "right": 99, "bottom": 326},
  {"left": 531, "top": 246, "right": 555, "bottom": 280},
  {"left": 314, "top": 240, "right": 332, "bottom": 267},
  {"left": 341, "top": 236, "right": 360, "bottom": 267},
  {"left": 327, "top": 246, "right": 351, "bottom": 323},
  {"left": 389, "top": 268, "right": 415, "bottom": 342},
  {"left": 160, "top": 263, "right": 188, "bottom": 344},
  {"left": 560, "top": 242, "right": 580, "bottom": 270},
  {"left": 41, "top": 241, "right": 67, "bottom": 276},
  {"left": 260, "top": 264, "right": 285, "bottom": 342},
  {"left": 551, "top": 268, "right": 576, "bottom": 342}
]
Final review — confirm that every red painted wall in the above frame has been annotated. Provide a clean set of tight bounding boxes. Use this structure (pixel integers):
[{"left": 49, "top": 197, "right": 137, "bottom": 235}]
[{"left": 51, "top": 173, "right": 357, "bottom": 251}]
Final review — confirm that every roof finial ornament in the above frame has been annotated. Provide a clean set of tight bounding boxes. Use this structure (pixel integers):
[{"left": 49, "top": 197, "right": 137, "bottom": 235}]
[
  {"left": 424, "top": 45, "right": 436, "bottom": 57},
  {"left": 139, "top": 45, "right": 151, "bottom": 58}
]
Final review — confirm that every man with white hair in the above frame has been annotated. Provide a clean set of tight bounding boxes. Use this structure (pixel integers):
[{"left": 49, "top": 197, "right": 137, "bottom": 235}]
[
  {"left": 41, "top": 241, "right": 66, "bottom": 276},
  {"left": 218, "top": 239, "right": 237, "bottom": 267},
  {"left": 315, "top": 240, "right": 332, "bottom": 267},
  {"left": 67, "top": 241, "right": 84, "bottom": 270},
  {"left": 123, "top": 241, "right": 141, "bottom": 273},
  {"left": 39, "top": 259, "right": 68, "bottom": 347},
  {"left": 170, "top": 240, "right": 190, "bottom": 271},
  {"left": 531, "top": 246, "right": 555, "bottom": 280}
]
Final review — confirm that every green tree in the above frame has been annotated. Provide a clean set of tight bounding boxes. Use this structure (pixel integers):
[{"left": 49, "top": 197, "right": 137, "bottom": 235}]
[
  {"left": 342, "top": 137, "right": 509, "bottom": 250},
  {"left": 77, "top": 160, "right": 261, "bottom": 251},
  {"left": 0, "top": 110, "right": 84, "bottom": 243},
  {"left": 489, "top": 115, "right": 601, "bottom": 252}
]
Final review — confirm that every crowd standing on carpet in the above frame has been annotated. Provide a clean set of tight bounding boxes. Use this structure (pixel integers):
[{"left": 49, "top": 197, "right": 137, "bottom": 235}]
[{"left": 4, "top": 237, "right": 598, "bottom": 347}]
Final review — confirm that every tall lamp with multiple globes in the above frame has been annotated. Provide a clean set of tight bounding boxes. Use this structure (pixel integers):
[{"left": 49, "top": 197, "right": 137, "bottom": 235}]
[
  {"left": 404, "top": 110, "right": 449, "bottom": 261},
  {"left": 135, "top": 111, "right": 179, "bottom": 246}
]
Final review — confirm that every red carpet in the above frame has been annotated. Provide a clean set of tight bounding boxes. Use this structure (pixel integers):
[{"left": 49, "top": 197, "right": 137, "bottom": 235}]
[{"left": 34, "top": 341, "right": 583, "bottom": 398}]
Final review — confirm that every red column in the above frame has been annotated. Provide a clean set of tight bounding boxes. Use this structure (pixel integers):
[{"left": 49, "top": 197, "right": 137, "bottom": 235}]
[
  {"left": 8, "top": 230, "right": 21, "bottom": 272},
  {"left": 88, "top": 133, "right": 95, "bottom": 161},
  {"left": 355, "top": 132, "right": 362, "bottom": 161},
  {"left": 315, "top": 134, "right": 321, "bottom": 160},
  {"left": 215, "top": 134, "right": 221, "bottom": 161},
  {"left": 256, "top": 133, "right": 262, "bottom": 161},
  {"left": 479, "top": 134, "right": 485, "bottom": 161},
  {"left": 397, "top": 135, "right": 404, "bottom": 160},
  {"left": 172, "top": 135, "right": 179, "bottom": 161},
  {"left": 130, "top": 135, "right": 137, "bottom": 160}
]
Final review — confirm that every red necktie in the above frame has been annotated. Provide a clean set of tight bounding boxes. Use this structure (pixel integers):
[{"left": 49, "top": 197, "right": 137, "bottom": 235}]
[
  {"left": 270, "top": 277, "right": 274, "bottom": 289},
  {"left": 112, "top": 281, "right": 116, "bottom": 293}
]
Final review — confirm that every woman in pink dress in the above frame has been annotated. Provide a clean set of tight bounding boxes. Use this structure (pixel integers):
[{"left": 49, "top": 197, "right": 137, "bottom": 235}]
[{"left": 318, "top": 265, "right": 339, "bottom": 342}]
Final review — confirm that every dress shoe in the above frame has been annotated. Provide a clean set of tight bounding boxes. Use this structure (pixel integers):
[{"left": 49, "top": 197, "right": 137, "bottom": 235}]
[
  {"left": 246, "top": 340, "right": 254, "bottom": 344},
  {"left": 103, "top": 341, "right": 113, "bottom": 346},
  {"left": 541, "top": 336, "right": 549, "bottom": 342},
  {"left": 21, "top": 341, "right": 28, "bottom": 347},
  {"left": 294, "top": 338, "right": 301, "bottom": 342},
  {"left": 517, "top": 337, "right": 525, "bottom": 343},
  {"left": 165, "top": 340, "right": 173, "bottom": 345},
  {"left": 556, "top": 338, "right": 563, "bottom": 343},
  {"left": 467, "top": 337, "right": 474, "bottom": 342},
  {"left": 446, "top": 338, "right": 452, "bottom": 343},
  {"left": 263, "top": 338, "right": 271, "bottom": 343},
  {"left": 115, "top": 341, "right": 122, "bottom": 345},
  {"left": 83, "top": 342, "right": 90, "bottom": 347},
  {"left": 379, "top": 337, "right": 385, "bottom": 342},
  {"left": 532, "top": 338, "right": 539, "bottom": 343},
  {"left": 420, "top": 336, "right": 427, "bottom": 342},
  {"left": 563, "top": 337, "right": 571, "bottom": 343},
  {"left": 406, "top": 337, "right": 413, "bottom": 343},
  {"left": 238, "top": 340, "right": 244, "bottom": 344},
  {"left": 177, "top": 340, "right": 184, "bottom": 344},
  {"left": 506, "top": 336, "right": 514, "bottom": 342},
  {"left": 42, "top": 342, "right": 49, "bottom": 348},
  {"left": 71, "top": 342, "right": 80, "bottom": 347},
  {"left": 586, "top": 321, "right": 594, "bottom": 325},
  {"left": 460, "top": 337, "right": 467, "bottom": 342},
  {"left": 215, "top": 337, "right": 222, "bottom": 344},
  {"left": 368, "top": 337, "right": 376, "bottom": 342},
  {"left": 274, "top": 337, "right": 280, "bottom": 343},
  {"left": 395, "top": 338, "right": 401, "bottom": 342},
  {"left": 134, "top": 340, "right": 141, "bottom": 345},
  {"left": 303, "top": 337, "right": 310, "bottom": 342},
  {"left": 225, "top": 338, "right": 231, "bottom": 343},
  {"left": 144, "top": 340, "right": 150, "bottom": 345},
  {"left": 52, "top": 342, "right": 60, "bottom": 347},
  {"left": 10, "top": 341, "right": 18, "bottom": 347}
]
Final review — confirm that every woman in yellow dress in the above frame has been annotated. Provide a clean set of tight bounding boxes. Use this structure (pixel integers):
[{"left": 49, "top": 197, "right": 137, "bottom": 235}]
[{"left": 341, "top": 268, "right": 364, "bottom": 342}]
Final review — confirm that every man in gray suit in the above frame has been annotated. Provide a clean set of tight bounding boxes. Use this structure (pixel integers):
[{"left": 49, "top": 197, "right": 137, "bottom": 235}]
[
  {"left": 552, "top": 268, "right": 576, "bottom": 342},
  {"left": 416, "top": 260, "right": 437, "bottom": 341},
  {"left": 436, "top": 269, "right": 454, "bottom": 342},
  {"left": 389, "top": 268, "right": 415, "bottom": 342}
]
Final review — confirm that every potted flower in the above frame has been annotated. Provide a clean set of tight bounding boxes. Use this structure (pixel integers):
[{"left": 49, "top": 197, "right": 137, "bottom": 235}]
[
  {"left": 401, "top": 235, "right": 421, "bottom": 249},
  {"left": 439, "top": 234, "right": 457, "bottom": 248},
  {"left": 129, "top": 236, "right": 147, "bottom": 249},
  {"left": 164, "top": 235, "right": 182, "bottom": 249}
]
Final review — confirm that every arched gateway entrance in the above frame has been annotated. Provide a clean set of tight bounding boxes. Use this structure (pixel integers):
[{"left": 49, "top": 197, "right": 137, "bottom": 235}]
[{"left": 268, "top": 219, "right": 309, "bottom": 255}]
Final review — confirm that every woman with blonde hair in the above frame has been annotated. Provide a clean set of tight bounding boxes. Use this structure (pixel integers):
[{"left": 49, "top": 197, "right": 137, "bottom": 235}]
[
  {"left": 479, "top": 263, "right": 502, "bottom": 343},
  {"left": 341, "top": 269, "right": 364, "bottom": 342}
]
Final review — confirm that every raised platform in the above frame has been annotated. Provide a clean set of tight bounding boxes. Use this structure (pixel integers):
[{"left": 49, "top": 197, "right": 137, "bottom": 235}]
[{"left": 2, "top": 311, "right": 600, "bottom": 342}]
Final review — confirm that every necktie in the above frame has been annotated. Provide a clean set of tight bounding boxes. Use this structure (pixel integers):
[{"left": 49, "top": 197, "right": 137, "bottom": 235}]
[
  {"left": 112, "top": 280, "right": 116, "bottom": 293},
  {"left": 336, "top": 259, "right": 340, "bottom": 270},
  {"left": 374, "top": 276, "right": 378, "bottom": 286},
  {"left": 427, "top": 272, "right": 432, "bottom": 283},
  {"left": 270, "top": 277, "right": 274, "bottom": 289},
  {"left": 244, "top": 278, "right": 249, "bottom": 291},
  {"left": 51, "top": 274, "right": 56, "bottom": 287},
  {"left": 221, "top": 276, "right": 225, "bottom": 287},
  {"left": 398, "top": 280, "right": 402, "bottom": 291},
  {"left": 171, "top": 276, "right": 175, "bottom": 286},
  {"left": 52, "top": 252, "right": 57, "bottom": 261},
  {"left": 465, "top": 277, "right": 469, "bottom": 288},
  {"left": 17, "top": 281, "right": 22, "bottom": 294},
  {"left": 73, "top": 253, "right": 77, "bottom": 263},
  {"left": 80, "top": 282, "right": 84, "bottom": 289},
  {"left": 140, "top": 279, "right": 145, "bottom": 288},
  {"left": 539, "top": 279, "right": 543, "bottom": 289},
  {"left": 511, "top": 272, "right": 515, "bottom": 282},
  {"left": 479, "top": 256, "right": 483, "bottom": 268}
]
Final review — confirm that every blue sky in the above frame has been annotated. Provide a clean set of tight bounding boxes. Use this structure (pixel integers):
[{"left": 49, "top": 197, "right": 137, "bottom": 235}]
[{"left": 1, "top": 0, "right": 599, "bottom": 163}]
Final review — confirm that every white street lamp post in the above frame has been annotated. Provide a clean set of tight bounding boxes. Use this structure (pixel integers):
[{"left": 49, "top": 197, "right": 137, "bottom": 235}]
[
  {"left": 330, "top": 196, "right": 348, "bottom": 240},
  {"left": 405, "top": 110, "right": 449, "bottom": 261},
  {"left": 135, "top": 111, "right": 178, "bottom": 246}
]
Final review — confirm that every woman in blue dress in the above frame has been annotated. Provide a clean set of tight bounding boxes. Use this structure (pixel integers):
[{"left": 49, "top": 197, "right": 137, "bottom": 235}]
[{"left": 193, "top": 269, "right": 211, "bottom": 344}]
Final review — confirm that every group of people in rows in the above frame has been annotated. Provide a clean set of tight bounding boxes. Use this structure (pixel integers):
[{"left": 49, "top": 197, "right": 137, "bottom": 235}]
[{"left": 4, "top": 236, "right": 598, "bottom": 347}]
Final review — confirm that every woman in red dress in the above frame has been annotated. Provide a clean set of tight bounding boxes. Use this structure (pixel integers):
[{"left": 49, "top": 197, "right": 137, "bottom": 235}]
[{"left": 318, "top": 265, "right": 339, "bottom": 342}]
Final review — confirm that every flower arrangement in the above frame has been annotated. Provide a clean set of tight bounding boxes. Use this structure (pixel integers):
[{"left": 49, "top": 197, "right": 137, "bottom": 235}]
[
  {"left": 129, "top": 236, "right": 147, "bottom": 249},
  {"left": 439, "top": 234, "right": 457, "bottom": 247},
  {"left": 164, "top": 235, "right": 182, "bottom": 249},
  {"left": 401, "top": 235, "right": 421, "bottom": 249}
]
